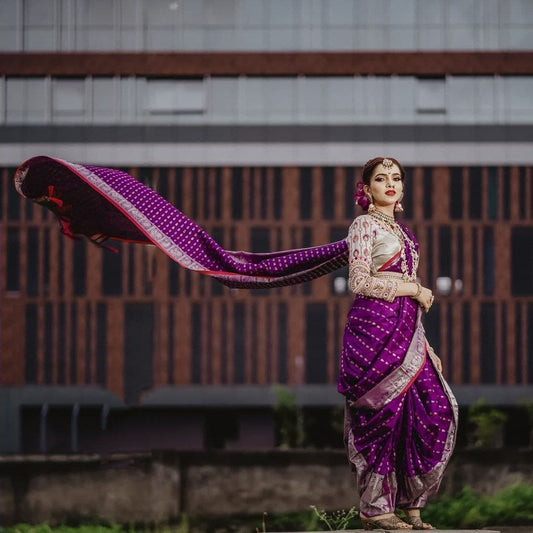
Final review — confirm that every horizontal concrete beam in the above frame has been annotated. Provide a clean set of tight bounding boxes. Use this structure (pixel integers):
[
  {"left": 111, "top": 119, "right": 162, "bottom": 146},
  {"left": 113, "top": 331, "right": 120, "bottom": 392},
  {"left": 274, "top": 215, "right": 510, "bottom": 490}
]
[{"left": 2, "top": 51, "right": 533, "bottom": 76}]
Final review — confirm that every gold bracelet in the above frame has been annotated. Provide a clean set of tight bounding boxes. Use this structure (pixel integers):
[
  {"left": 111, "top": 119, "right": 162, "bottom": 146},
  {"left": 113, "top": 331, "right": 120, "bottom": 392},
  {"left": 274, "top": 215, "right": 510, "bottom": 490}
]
[{"left": 414, "top": 283, "right": 422, "bottom": 298}]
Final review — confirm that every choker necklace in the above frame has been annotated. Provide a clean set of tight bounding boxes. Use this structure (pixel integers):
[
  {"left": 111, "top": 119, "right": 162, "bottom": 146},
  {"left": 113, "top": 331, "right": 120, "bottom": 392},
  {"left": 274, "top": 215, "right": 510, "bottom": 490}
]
[{"left": 368, "top": 209, "right": 419, "bottom": 281}]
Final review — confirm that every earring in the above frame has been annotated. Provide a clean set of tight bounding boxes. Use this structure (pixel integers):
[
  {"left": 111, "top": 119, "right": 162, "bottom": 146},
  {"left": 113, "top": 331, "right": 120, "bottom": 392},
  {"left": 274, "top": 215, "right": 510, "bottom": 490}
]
[
  {"left": 395, "top": 192, "right": 404, "bottom": 212},
  {"left": 367, "top": 194, "right": 376, "bottom": 212}
]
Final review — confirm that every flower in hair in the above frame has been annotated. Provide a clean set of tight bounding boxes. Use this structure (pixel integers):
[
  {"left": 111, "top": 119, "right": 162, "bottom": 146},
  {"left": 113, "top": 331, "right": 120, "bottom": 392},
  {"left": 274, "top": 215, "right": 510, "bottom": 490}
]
[{"left": 354, "top": 181, "right": 370, "bottom": 211}]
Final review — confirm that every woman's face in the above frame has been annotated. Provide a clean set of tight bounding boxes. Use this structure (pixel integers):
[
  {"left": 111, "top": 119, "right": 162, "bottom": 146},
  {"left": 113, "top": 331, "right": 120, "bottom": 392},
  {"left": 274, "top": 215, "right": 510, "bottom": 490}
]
[{"left": 365, "top": 163, "right": 403, "bottom": 208}]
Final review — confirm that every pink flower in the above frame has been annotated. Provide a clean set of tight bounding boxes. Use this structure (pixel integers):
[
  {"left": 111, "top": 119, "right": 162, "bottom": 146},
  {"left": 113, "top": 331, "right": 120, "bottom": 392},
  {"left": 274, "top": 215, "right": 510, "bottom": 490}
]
[{"left": 353, "top": 181, "right": 370, "bottom": 211}]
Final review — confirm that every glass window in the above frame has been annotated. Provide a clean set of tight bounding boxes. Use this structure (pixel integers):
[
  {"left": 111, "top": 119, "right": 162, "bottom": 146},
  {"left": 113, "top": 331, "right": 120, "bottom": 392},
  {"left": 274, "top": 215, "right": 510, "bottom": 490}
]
[
  {"left": 416, "top": 78, "right": 446, "bottom": 114},
  {"left": 305, "top": 303, "right": 327, "bottom": 384},
  {"left": 145, "top": 79, "right": 205, "bottom": 114},
  {"left": 511, "top": 227, "right": 533, "bottom": 295},
  {"left": 52, "top": 79, "right": 85, "bottom": 117},
  {"left": 7, "top": 227, "right": 19, "bottom": 292},
  {"left": 124, "top": 303, "right": 154, "bottom": 404}
]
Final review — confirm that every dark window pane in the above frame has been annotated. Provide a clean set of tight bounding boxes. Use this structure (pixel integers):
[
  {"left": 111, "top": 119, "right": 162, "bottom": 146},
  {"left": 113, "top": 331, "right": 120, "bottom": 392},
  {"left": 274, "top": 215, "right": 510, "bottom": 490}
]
[
  {"left": 7, "top": 228, "right": 20, "bottom": 291},
  {"left": 167, "top": 304, "right": 174, "bottom": 385},
  {"left": 43, "top": 229, "right": 50, "bottom": 295},
  {"left": 260, "top": 168, "right": 268, "bottom": 219},
  {"left": 73, "top": 241, "right": 86, "bottom": 296},
  {"left": 439, "top": 226, "right": 452, "bottom": 278},
  {"left": 70, "top": 304, "right": 77, "bottom": 384},
  {"left": 273, "top": 167, "right": 282, "bottom": 220},
  {"left": 191, "top": 303, "right": 202, "bottom": 384},
  {"left": 44, "top": 303, "right": 53, "bottom": 384},
  {"left": 502, "top": 167, "right": 510, "bottom": 220},
  {"left": 251, "top": 227, "right": 270, "bottom": 253},
  {"left": 233, "top": 303, "right": 245, "bottom": 384},
  {"left": 158, "top": 167, "right": 168, "bottom": 200},
  {"left": 480, "top": 303, "right": 496, "bottom": 383},
  {"left": 169, "top": 260, "right": 180, "bottom": 296},
  {"left": 300, "top": 167, "right": 312, "bottom": 220},
  {"left": 27, "top": 228, "right": 39, "bottom": 296},
  {"left": 8, "top": 170, "right": 21, "bottom": 220},
  {"left": 57, "top": 303, "right": 66, "bottom": 384},
  {"left": 487, "top": 166, "right": 498, "bottom": 220},
  {"left": 450, "top": 167, "right": 463, "bottom": 220},
  {"left": 124, "top": 303, "right": 153, "bottom": 404},
  {"left": 232, "top": 167, "right": 243, "bottom": 220},
  {"left": 511, "top": 227, "right": 533, "bottom": 295},
  {"left": 468, "top": 168, "right": 482, "bottom": 219},
  {"left": 528, "top": 303, "right": 533, "bottom": 384},
  {"left": 215, "top": 168, "right": 222, "bottom": 219},
  {"left": 305, "top": 303, "right": 327, "bottom": 384},
  {"left": 519, "top": 168, "right": 527, "bottom": 219},
  {"left": 483, "top": 226, "right": 494, "bottom": 295},
  {"left": 174, "top": 167, "right": 183, "bottom": 211},
  {"left": 85, "top": 303, "right": 92, "bottom": 383},
  {"left": 25, "top": 304, "right": 38, "bottom": 383},
  {"left": 278, "top": 303, "right": 287, "bottom": 383},
  {"left": 462, "top": 303, "right": 470, "bottom": 383},
  {"left": 102, "top": 241, "right": 122, "bottom": 295},
  {"left": 423, "top": 167, "right": 432, "bottom": 220},
  {"left": 322, "top": 167, "right": 335, "bottom": 220}
]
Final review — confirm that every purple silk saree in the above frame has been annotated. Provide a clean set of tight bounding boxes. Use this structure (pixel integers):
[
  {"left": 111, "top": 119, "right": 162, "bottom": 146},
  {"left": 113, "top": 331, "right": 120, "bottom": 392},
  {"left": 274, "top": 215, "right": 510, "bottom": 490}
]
[
  {"left": 338, "top": 215, "right": 458, "bottom": 516},
  {"left": 14, "top": 156, "right": 457, "bottom": 515}
]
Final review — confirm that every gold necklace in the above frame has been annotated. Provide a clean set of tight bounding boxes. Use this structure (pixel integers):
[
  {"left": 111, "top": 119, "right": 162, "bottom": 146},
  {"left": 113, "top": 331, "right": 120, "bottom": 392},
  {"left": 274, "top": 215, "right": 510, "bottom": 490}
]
[{"left": 369, "top": 210, "right": 419, "bottom": 281}]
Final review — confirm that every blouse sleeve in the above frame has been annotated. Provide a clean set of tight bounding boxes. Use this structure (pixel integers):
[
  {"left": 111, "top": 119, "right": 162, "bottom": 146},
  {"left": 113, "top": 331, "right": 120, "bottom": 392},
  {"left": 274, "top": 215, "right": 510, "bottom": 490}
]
[{"left": 347, "top": 217, "right": 398, "bottom": 302}]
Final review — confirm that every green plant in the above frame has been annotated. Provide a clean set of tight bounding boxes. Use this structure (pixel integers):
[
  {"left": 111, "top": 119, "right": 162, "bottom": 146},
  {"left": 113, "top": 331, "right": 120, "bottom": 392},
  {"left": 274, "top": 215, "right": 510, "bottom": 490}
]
[
  {"left": 468, "top": 399, "right": 508, "bottom": 448},
  {"left": 272, "top": 384, "right": 305, "bottom": 448},
  {"left": 309, "top": 506, "right": 359, "bottom": 531}
]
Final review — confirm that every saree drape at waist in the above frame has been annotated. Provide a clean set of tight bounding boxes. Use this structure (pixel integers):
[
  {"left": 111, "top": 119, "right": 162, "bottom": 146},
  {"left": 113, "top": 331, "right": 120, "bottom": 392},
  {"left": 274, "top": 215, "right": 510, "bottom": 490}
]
[{"left": 338, "top": 296, "right": 458, "bottom": 517}]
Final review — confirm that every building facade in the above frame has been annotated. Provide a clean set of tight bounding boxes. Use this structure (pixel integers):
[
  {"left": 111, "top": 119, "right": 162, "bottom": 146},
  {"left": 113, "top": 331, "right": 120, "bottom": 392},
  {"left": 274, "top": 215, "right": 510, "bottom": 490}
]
[{"left": 1, "top": 0, "right": 533, "bottom": 453}]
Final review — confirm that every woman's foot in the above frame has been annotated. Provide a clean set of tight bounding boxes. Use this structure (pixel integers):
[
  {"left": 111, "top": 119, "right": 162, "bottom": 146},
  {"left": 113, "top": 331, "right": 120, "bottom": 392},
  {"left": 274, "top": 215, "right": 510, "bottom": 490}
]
[
  {"left": 402, "top": 508, "right": 435, "bottom": 530},
  {"left": 360, "top": 512, "right": 413, "bottom": 531}
]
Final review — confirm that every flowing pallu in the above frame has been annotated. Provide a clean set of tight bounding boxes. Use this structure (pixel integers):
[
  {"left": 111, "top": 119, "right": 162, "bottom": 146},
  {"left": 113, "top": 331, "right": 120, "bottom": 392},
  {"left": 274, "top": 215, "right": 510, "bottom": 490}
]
[
  {"left": 14, "top": 156, "right": 348, "bottom": 289},
  {"left": 338, "top": 215, "right": 458, "bottom": 517}
]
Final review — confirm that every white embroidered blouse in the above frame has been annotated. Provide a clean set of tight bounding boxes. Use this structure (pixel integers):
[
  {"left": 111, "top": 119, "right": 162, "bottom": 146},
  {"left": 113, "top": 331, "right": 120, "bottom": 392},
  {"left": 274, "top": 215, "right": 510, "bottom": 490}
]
[{"left": 346, "top": 215, "right": 401, "bottom": 302}]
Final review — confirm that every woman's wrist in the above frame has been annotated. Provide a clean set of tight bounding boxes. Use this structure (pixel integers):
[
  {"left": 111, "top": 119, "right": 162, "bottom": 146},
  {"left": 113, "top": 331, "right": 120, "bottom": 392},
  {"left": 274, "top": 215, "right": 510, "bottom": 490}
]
[{"left": 413, "top": 282, "right": 422, "bottom": 299}]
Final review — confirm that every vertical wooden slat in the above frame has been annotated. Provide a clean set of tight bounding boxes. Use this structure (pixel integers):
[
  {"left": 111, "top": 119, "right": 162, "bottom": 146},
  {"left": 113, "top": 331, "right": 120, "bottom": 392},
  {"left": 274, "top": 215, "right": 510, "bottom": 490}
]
[
  {"left": 288, "top": 297, "right": 305, "bottom": 385},
  {"left": 256, "top": 301, "right": 268, "bottom": 384},
  {"left": 451, "top": 302, "right": 462, "bottom": 383}
]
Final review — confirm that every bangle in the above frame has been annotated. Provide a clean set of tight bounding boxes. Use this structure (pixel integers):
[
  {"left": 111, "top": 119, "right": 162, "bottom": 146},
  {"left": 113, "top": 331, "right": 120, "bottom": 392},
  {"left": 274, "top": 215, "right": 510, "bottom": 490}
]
[{"left": 414, "top": 283, "right": 422, "bottom": 298}]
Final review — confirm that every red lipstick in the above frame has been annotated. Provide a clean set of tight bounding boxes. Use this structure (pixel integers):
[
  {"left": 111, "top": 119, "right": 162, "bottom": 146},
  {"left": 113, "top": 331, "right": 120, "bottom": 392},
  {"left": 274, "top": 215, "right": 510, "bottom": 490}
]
[{"left": 385, "top": 190, "right": 396, "bottom": 196}]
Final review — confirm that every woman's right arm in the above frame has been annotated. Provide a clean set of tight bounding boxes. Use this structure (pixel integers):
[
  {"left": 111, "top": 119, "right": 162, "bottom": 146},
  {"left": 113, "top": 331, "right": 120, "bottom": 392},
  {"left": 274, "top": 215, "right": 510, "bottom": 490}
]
[
  {"left": 347, "top": 217, "right": 398, "bottom": 302},
  {"left": 347, "top": 217, "right": 434, "bottom": 309}
]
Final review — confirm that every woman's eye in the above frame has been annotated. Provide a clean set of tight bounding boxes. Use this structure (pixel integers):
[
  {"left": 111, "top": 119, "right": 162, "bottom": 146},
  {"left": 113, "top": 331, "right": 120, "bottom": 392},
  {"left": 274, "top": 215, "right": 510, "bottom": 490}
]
[{"left": 394, "top": 177, "right": 401, "bottom": 181}]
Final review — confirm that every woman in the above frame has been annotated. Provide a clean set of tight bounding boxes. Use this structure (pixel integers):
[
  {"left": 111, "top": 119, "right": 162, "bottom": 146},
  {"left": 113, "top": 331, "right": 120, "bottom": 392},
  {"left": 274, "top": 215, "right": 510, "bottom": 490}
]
[{"left": 338, "top": 157, "right": 458, "bottom": 531}]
